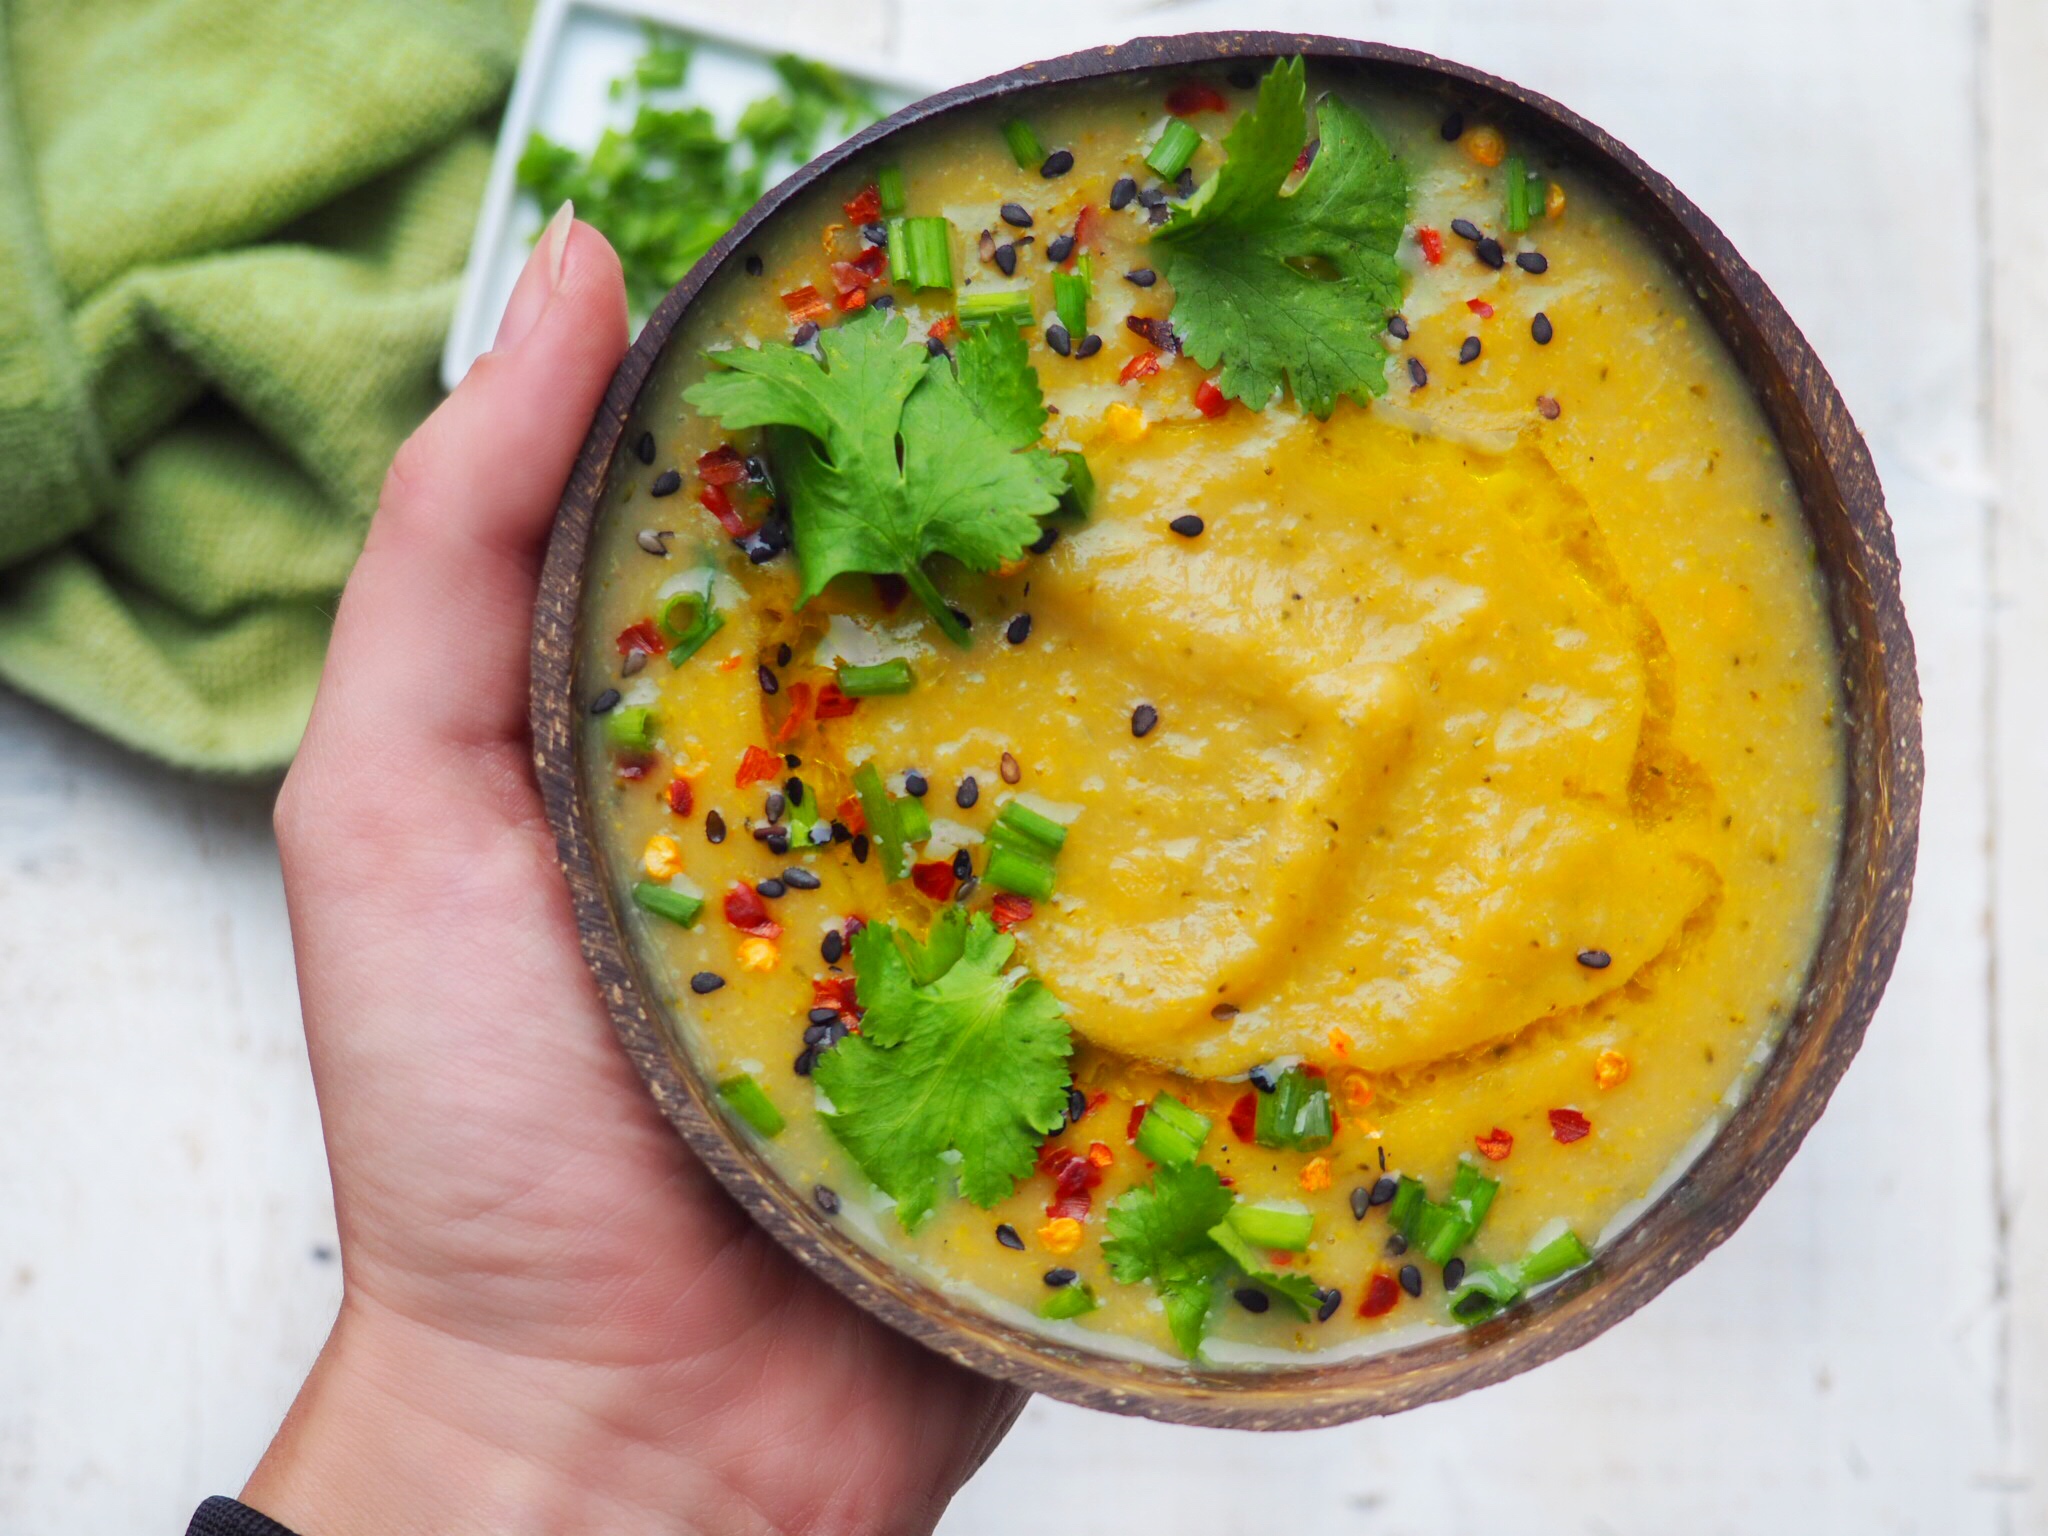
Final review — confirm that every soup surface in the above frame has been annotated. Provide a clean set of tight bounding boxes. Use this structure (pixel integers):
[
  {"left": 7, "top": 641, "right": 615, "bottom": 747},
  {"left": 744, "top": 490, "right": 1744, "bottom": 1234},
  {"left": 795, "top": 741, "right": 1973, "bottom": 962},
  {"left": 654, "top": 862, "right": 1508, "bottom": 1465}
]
[{"left": 577, "top": 61, "right": 1844, "bottom": 1363}]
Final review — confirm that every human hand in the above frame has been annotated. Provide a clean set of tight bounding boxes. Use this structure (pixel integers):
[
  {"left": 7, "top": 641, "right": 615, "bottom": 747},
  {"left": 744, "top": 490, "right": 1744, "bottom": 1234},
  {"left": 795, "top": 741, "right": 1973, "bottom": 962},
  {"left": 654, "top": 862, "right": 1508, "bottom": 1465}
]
[{"left": 246, "top": 204, "right": 1023, "bottom": 1536}]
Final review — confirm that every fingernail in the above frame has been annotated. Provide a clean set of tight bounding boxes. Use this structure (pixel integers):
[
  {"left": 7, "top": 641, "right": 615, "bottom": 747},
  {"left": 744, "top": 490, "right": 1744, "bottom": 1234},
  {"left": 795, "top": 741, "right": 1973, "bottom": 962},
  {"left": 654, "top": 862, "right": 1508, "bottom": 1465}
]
[{"left": 542, "top": 198, "right": 574, "bottom": 289}]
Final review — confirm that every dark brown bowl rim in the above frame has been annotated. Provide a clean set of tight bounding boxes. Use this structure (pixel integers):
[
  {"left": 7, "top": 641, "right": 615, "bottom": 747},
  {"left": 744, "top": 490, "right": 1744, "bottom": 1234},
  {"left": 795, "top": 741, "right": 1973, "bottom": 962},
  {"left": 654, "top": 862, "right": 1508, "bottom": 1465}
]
[{"left": 530, "top": 31, "right": 1923, "bottom": 1429}]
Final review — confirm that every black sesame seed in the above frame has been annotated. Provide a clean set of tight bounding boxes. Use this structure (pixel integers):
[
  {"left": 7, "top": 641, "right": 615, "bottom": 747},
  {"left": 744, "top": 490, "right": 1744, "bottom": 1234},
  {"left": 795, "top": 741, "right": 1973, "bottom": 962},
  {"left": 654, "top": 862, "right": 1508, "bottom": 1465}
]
[
  {"left": 1444, "top": 1257, "right": 1468, "bottom": 1290},
  {"left": 1169, "top": 514, "right": 1204, "bottom": 538},
  {"left": 1075, "top": 332, "right": 1102, "bottom": 358},
  {"left": 904, "top": 771, "right": 929, "bottom": 797},
  {"left": 1475, "top": 236, "right": 1505, "bottom": 269},
  {"left": 808, "top": 1006, "right": 840, "bottom": 1026},
  {"left": 690, "top": 972, "right": 725, "bottom": 994},
  {"left": 1174, "top": 165, "right": 1196, "bottom": 198},
  {"left": 1459, "top": 336, "right": 1482, "bottom": 364},
  {"left": 1131, "top": 703, "right": 1159, "bottom": 738},
  {"left": 1006, "top": 612, "right": 1034, "bottom": 644},
  {"left": 1316, "top": 1287, "right": 1343, "bottom": 1323},
  {"left": 956, "top": 777, "right": 979, "bottom": 809},
  {"left": 1109, "top": 175, "right": 1138, "bottom": 210},
  {"left": 1065, "top": 1086, "right": 1087, "bottom": 1125},
  {"left": 803, "top": 1022, "right": 831, "bottom": 1046},
  {"left": 949, "top": 606, "right": 972, "bottom": 632},
  {"left": 926, "top": 336, "right": 950, "bottom": 358},
  {"left": 1516, "top": 250, "right": 1549, "bottom": 275},
  {"left": 952, "top": 848, "right": 973, "bottom": 880},
  {"left": 1248, "top": 1063, "right": 1280, "bottom": 1093},
  {"left": 1441, "top": 110, "right": 1465, "bottom": 141},
  {"left": 814, "top": 1184, "right": 840, "bottom": 1214},
  {"left": 1350, "top": 1186, "right": 1372, "bottom": 1221},
  {"left": 1577, "top": 947, "right": 1611, "bottom": 969},
  {"left": 1030, "top": 524, "right": 1061, "bottom": 554},
  {"left": 766, "top": 829, "right": 789, "bottom": 855},
  {"left": 996, "top": 1223, "right": 1025, "bottom": 1250},
  {"left": 783, "top": 867, "right": 821, "bottom": 891},
  {"left": 1000, "top": 202, "right": 1034, "bottom": 228},
  {"left": 1409, "top": 357, "right": 1428, "bottom": 390},
  {"left": 590, "top": 688, "right": 621, "bottom": 715},
  {"left": 705, "top": 810, "right": 726, "bottom": 844},
  {"left": 1399, "top": 1264, "right": 1424, "bottom": 1298},
  {"left": 793, "top": 1047, "right": 817, "bottom": 1077},
  {"left": 1387, "top": 313, "right": 1410, "bottom": 340},
  {"left": 1044, "top": 1267, "right": 1078, "bottom": 1288},
  {"left": 634, "top": 431, "right": 656, "bottom": 464},
  {"left": 1124, "top": 267, "right": 1157, "bottom": 287},
  {"left": 784, "top": 753, "right": 801, "bottom": 769},
  {"left": 756, "top": 878, "right": 787, "bottom": 899},
  {"left": 807, "top": 822, "right": 834, "bottom": 847},
  {"left": 650, "top": 469, "right": 682, "bottom": 497},
  {"left": 758, "top": 664, "right": 779, "bottom": 695},
  {"left": 1234, "top": 1287, "right": 1270, "bottom": 1314},
  {"left": 820, "top": 930, "right": 844, "bottom": 964},
  {"left": 828, "top": 820, "right": 851, "bottom": 843},
  {"left": 775, "top": 643, "right": 793, "bottom": 668},
  {"left": 861, "top": 222, "right": 888, "bottom": 247},
  {"left": 994, "top": 242, "right": 1017, "bottom": 276},
  {"left": 1385, "top": 1232, "right": 1409, "bottom": 1257},
  {"left": 783, "top": 775, "right": 803, "bottom": 805},
  {"left": 745, "top": 253, "right": 765, "bottom": 276},
  {"left": 1046, "top": 323, "right": 1072, "bottom": 356},
  {"left": 953, "top": 875, "right": 980, "bottom": 905},
  {"left": 1040, "top": 149, "right": 1074, "bottom": 177},
  {"left": 793, "top": 321, "right": 820, "bottom": 346},
  {"left": 1137, "top": 187, "right": 1168, "bottom": 209},
  {"left": 871, "top": 293, "right": 895, "bottom": 310},
  {"left": 1451, "top": 217, "right": 1484, "bottom": 242},
  {"left": 764, "top": 791, "right": 786, "bottom": 823},
  {"left": 1045, "top": 233, "right": 1076, "bottom": 265},
  {"left": 1369, "top": 1175, "right": 1399, "bottom": 1207},
  {"left": 1532, "top": 312, "right": 1555, "bottom": 345},
  {"left": 851, "top": 834, "right": 870, "bottom": 863}
]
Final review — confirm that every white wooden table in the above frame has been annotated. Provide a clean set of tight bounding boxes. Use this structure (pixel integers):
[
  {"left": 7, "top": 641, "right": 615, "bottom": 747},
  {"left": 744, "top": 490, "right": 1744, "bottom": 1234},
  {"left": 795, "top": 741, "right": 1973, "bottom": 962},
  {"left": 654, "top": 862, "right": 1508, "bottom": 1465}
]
[{"left": 4, "top": 0, "right": 2044, "bottom": 1531}]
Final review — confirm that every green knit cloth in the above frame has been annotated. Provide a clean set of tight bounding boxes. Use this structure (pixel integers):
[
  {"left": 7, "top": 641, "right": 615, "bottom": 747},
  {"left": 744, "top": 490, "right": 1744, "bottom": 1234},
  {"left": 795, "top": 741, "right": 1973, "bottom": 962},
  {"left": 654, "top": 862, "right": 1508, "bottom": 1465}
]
[{"left": 0, "top": 0, "right": 528, "bottom": 771}]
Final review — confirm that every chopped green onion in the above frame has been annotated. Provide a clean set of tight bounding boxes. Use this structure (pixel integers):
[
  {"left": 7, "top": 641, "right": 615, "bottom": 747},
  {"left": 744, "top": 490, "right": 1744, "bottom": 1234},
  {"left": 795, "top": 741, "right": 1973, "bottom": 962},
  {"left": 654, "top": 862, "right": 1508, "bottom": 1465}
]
[
  {"left": 1225, "top": 1201, "right": 1315, "bottom": 1252},
  {"left": 1412, "top": 1200, "right": 1461, "bottom": 1265},
  {"left": 852, "top": 760, "right": 909, "bottom": 880},
  {"left": 1505, "top": 154, "right": 1532, "bottom": 233},
  {"left": 717, "top": 1072, "right": 785, "bottom": 1138},
  {"left": 660, "top": 586, "right": 724, "bottom": 665},
  {"left": 1253, "top": 1067, "right": 1334, "bottom": 1152},
  {"left": 836, "top": 658, "right": 915, "bottom": 696},
  {"left": 1146, "top": 118, "right": 1203, "bottom": 180},
  {"left": 985, "top": 840, "right": 1055, "bottom": 900},
  {"left": 1001, "top": 117, "right": 1046, "bottom": 170},
  {"left": 605, "top": 704, "right": 656, "bottom": 752},
  {"left": 1133, "top": 1093, "right": 1212, "bottom": 1167},
  {"left": 1388, "top": 1174, "right": 1426, "bottom": 1238},
  {"left": 957, "top": 289, "right": 1034, "bottom": 326},
  {"left": 888, "top": 215, "right": 954, "bottom": 290},
  {"left": 1448, "top": 1262, "right": 1522, "bottom": 1326},
  {"left": 1039, "top": 1281, "right": 1099, "bottom": 1320},
  {"left": 1055, "top": 450, "right": 1095, "bottom": 520},
  {"left": 786, "top": 782, "right": 819, "bottom": 845},
  {"left": 994, "top": 799, "right": 1067, "bottom": 853},
  {"left": 1052, "top": 261, "right": 1091, "bottom": 338},
  {"left": 896, "top": 795, "right": 932, "bottom": 844},
  {"left": 877, "top": 163, "right": 908, "bottom": 217},
  {"left": 1516, "top": 1227, "right": 1592, "bottom": 1287},
  {"left": 631, "top": 880, "right": 703, "bottom": 928}
]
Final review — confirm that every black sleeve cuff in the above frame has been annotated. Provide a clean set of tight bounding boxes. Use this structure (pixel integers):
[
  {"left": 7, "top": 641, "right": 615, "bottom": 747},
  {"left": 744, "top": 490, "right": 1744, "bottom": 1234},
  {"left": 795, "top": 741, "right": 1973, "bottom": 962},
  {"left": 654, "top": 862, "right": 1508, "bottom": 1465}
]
[{"left": 186, "top": 1496, "right": 302, "bottom": 1536}]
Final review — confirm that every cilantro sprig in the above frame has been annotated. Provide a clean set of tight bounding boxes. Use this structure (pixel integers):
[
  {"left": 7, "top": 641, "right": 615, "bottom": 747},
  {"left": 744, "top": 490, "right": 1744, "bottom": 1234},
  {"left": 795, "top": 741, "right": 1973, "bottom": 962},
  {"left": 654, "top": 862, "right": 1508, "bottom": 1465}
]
[
  {"left": 685, "top": 312, "right": 1064, "bottom": 643},
  {"left": 812, "top": 908, "right": 1073, "bottom": 1231},
  {"left": 1153, "top": 57, "right": 1410, "bottom": 417}
]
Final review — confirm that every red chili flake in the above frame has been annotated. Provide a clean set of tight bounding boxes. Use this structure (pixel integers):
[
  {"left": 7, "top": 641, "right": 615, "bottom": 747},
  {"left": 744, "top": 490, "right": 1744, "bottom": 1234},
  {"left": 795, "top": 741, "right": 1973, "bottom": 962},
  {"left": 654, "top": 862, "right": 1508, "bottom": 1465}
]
[
  {"left": 773, "top": 681, "right": 814, "bottom": 746},
  {"left": 614, "top": 753, "right": 655, "bottom": 782},
  {"left": 911, "top": 860, "right": 958, "bottom": 900},
  {"left": 1193, "top": 378, "right": 1229, "bottom": 418},
  {"left": 1038, "top": 1143, "right": 1104, "bottom": 1220},
  {"left": 735, "top": 744, "right": 781, "bottom": 787},
  {"left": 1300, "top": 1063, "right": 1326, "bottom": 1079},
  {"left": 836, "top": 286, "right": 869, "bottom": 313},
  {"left": 1475, "top": 1126, "right": 1515, "bottom": 1162},
  {"left": 990, "top": 892, "right": 1035, "bottom": 932},
  {"left": 698, "top": 483, "right": 752, "bottom": 540},
  {"left": 1549, "top": 1107, "right": 1593, "bottom": 1144},
  {"left": 1125, "top": 313, "right": 1179, "bottom": 353},
  {"left": 616, "top": 619, "right": 664, "bottom": 657},
  {"left": 1466, "top": 298, "right": 1495, "bottom": 318},
  {"left": 781, "top": 284, "right": 830, "bottom": 320},
  {"left": 1119, "top": 351, "right": 1162, "bottom": 385},
  {"left": 1071, "top": 203, "right": 1100, "bottom": 262},
  {"left": 1086, "top": 1141, "right": 1114, "bottom": 1168},
  {"left": 663, "top": 778, "right": 694, "bottom": 816},
  {"left": 813, "top": 681, "right": 860, "bottom": 720},
  {"left": 696, "top": 444, "right": 747, "bottom": 486},
  {"left": 843, "top": 183, "right": 883, "bottom": 223},
  {"left": 1126, "top": 1103, "right": 1148, "bottom": 1141},
  {"left": 1166, "top": 82, "right": 1230, "bottom": 115},
  {"left": 723, "top": 883, "right": 783, "bottom": 939},
  {"left": 843, "top": 915, "right": 867, "bottom": 940},
  {"left": 1266, "top": 1251, "right": 1294, "bottom": 1267},
  {"left": 1228, "top": 1092, "right": 1258, "bottom": 1143},
  {"left": 873, "top": 574, "right": 908, "bottom": 612},
  {"left": 812, "top": 974, "right": 861, "bottom": 1023},
  {"left": 835, "top": 794, "right": 866, "bottom": 834},
  {"left": 927, "top": 313, "right": 959, "bottom": 342},
  {"left": 1359, "top": 1269, "right": 1402, "bottom": 1319},
  {"left": 1292, "top": 138, "right": 1318, "bottom": 176},
  {"left": 1416, "top": 226, "right": 1446, "bottom": 265}
]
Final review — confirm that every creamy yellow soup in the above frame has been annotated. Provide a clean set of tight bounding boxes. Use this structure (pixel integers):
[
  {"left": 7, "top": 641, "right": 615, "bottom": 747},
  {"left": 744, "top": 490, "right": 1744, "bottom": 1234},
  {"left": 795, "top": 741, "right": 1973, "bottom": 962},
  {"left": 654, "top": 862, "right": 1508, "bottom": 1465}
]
[{"left": 578, "top": 66, "right": 1842, "bottom": 1364}]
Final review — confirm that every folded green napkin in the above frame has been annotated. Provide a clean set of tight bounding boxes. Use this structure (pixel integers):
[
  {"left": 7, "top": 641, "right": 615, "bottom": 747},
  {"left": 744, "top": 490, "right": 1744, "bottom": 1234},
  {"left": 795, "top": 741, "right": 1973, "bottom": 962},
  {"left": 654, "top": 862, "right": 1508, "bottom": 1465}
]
[{"left": 0, "top": 0, "right": 527, "bottom": 771}]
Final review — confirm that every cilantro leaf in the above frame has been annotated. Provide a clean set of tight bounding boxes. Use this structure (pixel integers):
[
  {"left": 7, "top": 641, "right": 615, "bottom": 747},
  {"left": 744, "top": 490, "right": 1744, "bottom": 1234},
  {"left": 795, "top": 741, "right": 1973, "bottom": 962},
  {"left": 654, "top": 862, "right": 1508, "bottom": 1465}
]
[
  {"left": 812, "top": 908, "right": 1072, "bottom": 1231},
  {"left": 1103, "top": 1162, "right": 1237, "bottom": 1357},
  {"left": 1153, "top": 56, "right": 1410, "bottom": 417},
  {"left": 684, "top": 311, "right": 1061, "bottom": 643}
]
